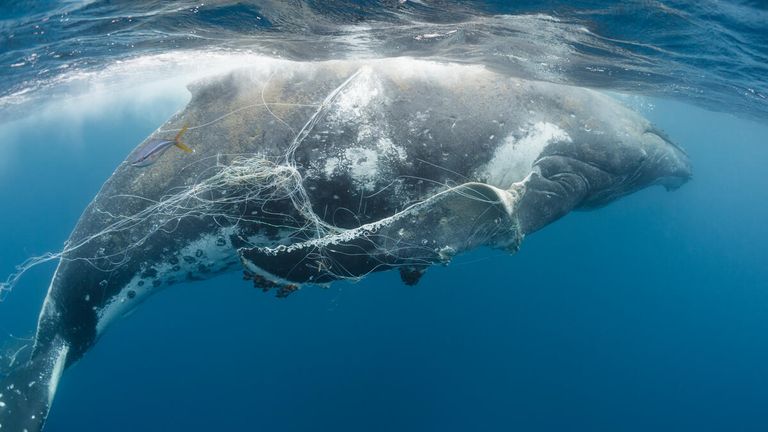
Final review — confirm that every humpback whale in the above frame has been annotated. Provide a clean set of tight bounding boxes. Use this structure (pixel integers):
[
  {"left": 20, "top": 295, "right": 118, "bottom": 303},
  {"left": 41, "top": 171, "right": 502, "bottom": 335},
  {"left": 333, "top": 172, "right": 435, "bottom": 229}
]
[{"left": 0, "top": 58, "right": 691, "bottom": 431}]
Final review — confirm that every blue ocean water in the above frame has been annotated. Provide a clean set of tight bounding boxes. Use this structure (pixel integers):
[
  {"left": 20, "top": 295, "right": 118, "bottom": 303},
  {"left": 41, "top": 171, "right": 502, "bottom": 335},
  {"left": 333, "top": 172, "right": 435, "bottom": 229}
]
[{"left": 1, "top": 1, "right": 767, "bottom": 431}]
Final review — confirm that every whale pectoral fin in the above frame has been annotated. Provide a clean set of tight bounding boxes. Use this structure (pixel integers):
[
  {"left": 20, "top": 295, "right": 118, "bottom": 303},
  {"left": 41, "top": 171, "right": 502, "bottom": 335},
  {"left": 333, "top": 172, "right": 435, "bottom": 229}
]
[
  {"left": 0, "top": 338, "right": 69, "bottom": 432},
  {"left": 238, "top": 182, "right": 524, "bottom": 288}
]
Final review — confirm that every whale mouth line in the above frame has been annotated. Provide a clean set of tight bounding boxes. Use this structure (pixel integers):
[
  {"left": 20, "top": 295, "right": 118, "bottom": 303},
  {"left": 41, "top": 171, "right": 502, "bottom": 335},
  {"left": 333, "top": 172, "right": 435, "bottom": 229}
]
[{"left": 536, "top": 154, "right": 616, "bottom": 177}]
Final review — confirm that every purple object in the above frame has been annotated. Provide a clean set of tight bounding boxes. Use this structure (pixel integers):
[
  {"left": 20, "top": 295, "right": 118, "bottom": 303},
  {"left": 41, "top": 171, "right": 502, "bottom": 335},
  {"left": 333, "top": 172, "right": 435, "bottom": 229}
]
[
  {"left": 129, "top": 139, "right": 176, "bottom": 167},
  {"left": 129, "top": 124, "right": 192, "bottom": 167}
]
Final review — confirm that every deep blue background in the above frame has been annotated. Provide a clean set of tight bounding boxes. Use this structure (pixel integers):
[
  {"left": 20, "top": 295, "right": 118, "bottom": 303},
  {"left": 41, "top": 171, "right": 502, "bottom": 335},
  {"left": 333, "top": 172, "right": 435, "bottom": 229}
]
[{"left": 1, "top": 84, "right": 767, "bottom": 431}]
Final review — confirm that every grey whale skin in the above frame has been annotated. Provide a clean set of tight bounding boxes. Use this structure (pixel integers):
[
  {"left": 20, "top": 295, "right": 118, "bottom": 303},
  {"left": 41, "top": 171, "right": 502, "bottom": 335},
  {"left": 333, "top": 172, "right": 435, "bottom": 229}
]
[{"left": 0, "top": 58, "right": 690, "bottom": 431}]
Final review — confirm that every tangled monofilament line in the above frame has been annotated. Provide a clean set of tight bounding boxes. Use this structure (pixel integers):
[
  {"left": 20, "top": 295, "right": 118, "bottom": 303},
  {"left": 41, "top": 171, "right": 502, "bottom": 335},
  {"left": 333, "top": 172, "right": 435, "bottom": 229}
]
[
  {"left": 0, "top": 68, "right": 366, "bottom": 301},
  {"left": 0, "top": 65, "right": 522, "bottom": 300},
  {"left": 0, "top": 155, "right": 339, "bottom": 300}
]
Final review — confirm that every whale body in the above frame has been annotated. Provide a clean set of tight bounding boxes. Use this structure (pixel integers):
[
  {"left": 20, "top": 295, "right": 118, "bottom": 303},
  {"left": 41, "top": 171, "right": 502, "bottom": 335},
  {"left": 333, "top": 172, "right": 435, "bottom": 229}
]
[{"left": 0, "top": 58, "right": 690, "bottom": 431}]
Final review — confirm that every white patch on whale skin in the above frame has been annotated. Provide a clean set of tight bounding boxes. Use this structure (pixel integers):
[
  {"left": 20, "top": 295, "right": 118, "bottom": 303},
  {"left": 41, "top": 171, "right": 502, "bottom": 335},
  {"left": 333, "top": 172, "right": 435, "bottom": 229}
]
[
  {"left": 480, "top": 121, "right": 571, "bottom": 189},
  {"left": 95, "top": 227, "right": 244, "bottom": 335},
  {"left": 313, "top": 66, "right": 410, "bottom": 192},
  {"left": 94, "top": 221, "right": 293, "bottom": 335},
  {"left": 332, "top": 66, "right": 381, "bottom": 120},
  {"left": 321, "top": 138, "right": 407, "bottom": 190},
  {"left": 377, "top": 137, "right": 407, "bottom": 161},
  {"left": 47, "top": 343, "right": 69, "bottom": 408},
  {"left": 344, "top": 147, "right": 380, "bottom": 191},
  {"left": 323, "top": 157, "right": 340, "bottom": 177}
]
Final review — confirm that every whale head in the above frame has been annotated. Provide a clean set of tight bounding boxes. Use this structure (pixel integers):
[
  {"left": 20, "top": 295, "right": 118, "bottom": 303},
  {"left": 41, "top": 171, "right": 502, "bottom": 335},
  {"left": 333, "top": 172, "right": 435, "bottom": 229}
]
[
  {"left": 541, "top": 89, "right": 694, "bottom": 211},
  {"left": 571, "top": 124, "right": 692, "bottom": 211}
]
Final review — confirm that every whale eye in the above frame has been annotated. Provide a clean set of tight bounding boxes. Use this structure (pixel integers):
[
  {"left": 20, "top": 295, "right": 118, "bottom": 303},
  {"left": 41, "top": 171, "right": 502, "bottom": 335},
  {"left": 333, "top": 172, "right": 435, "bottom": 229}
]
[{"left": 126, "top": 290, "right": 136, "bottom": 299}]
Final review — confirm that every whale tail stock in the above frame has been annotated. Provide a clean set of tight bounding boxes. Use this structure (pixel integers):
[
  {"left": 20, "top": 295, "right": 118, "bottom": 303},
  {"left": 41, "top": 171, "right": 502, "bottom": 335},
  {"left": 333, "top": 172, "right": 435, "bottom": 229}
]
[{"left": 0, "top": 337, "right": 69, "bottom": 432}]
